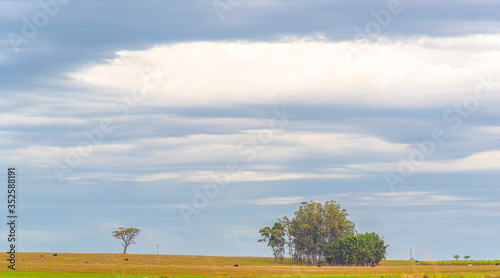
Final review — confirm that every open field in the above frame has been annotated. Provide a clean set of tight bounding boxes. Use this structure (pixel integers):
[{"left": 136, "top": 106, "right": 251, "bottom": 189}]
[
  {"left": 421, "top": 261, "right": 500, "bottom": 266},
  {"left": 1, "top": 253, "right": 499, "bottom": 277},
  {"left": 2, "top": 274, "right": 500, "bottom": 278}
]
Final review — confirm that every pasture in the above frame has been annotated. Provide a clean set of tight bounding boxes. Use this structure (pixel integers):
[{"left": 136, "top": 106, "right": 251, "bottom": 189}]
[{"left": 1, "top": 253, "right": 499, "bottom": 278}]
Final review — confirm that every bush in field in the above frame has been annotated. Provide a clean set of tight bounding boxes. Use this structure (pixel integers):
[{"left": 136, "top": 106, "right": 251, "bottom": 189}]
[{"left": 322, "top": 232, "right": 388, "bottom": 266}]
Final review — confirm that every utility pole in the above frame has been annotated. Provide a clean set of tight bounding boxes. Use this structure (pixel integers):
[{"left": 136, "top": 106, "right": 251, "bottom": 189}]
[
  {"left": 410, "top": 249, "right": 413, "bottom": 273},
  {"left": 157, "top": 245, "right": 160, "bottom": 266}
]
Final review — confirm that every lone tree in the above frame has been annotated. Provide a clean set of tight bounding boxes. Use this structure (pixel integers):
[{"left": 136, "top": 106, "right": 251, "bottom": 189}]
[
  {"left": 453, "top": 254, "right": 460, "bottom": 260},
  {"left": 112, "top": 227, "right": 141, "bottom": 254},
  {"left": 464, "top": 255, "right": 470, "bottom": 261}
]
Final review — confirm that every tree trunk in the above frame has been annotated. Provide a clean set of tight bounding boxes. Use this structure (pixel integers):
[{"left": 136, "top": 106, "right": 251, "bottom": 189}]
[{"left": 123, "top": 244, "right": 127, "bottom": 254}]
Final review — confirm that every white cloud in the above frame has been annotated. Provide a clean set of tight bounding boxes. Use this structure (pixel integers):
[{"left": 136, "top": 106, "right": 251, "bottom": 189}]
[
  {"left": 244, "top": 191, "right": 482, "bottom": 207},
  {"left": 246, "top": 196, "right": 307, "bottom": 205},
  {"left": 0, "top": 111, "right": 406, "bottom": 180},
  {"left": 71, "top": 35, "right": 500, "bottom": 108},
  {"left": 422, "top": 150, "right": 500, "bottom": 172},
  {"left": 43, "top": 129, "right": 404, "bottom": 182},
  {"left": 373, "top": 191, "right": 481, "bottom": 204},
  {"left": 0, "top": 113, "right": 87, "bottom": 127},
  {"left": 188, "top": 170, "right": 358, "bottom": 182},
  {"left": 376, "top": 191, "right": 432, "bottom": 197},
  {"left": 244, "top": 193, "right": 350, "bottom": 205},
  {"left": 473, "top": 125, "right": 500, "bottom": 136},
  {"left": 276, "top": 131, "right": 409, "bottom": 156},
  {"left": 353, "top": 150, "right": 500, "bottom": 173},
  {"left": 67, "top": 170, "right": 358, "bottom": 183}
]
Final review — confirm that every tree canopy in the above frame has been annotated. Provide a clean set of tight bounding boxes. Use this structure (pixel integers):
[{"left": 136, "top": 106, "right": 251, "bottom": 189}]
[
  {"left": 323, "top": 232, "right": 388, "bottom": 266},
  {"left": 112, "top": 227, "right": 141, "bottom": 254}
]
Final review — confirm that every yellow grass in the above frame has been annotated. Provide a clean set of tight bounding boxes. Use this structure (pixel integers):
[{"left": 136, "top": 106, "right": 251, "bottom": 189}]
[{"left": 1, "top": 253, "right": 499, "bottom": 277}]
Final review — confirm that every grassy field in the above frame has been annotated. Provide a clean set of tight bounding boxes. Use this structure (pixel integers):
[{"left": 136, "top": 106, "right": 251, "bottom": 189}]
[
  {"left": 420, "top": 260, "right": 500, "bottom": 266},
  {"left": 1, "top": 253, "right": 499, "bottom": 278},
  {"left": 2, "top": 274, "right": 500, "bottom": 278}
]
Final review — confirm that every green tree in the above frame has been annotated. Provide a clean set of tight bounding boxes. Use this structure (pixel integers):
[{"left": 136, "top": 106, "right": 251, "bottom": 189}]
[
  {"left": 258, "top": 221, "right": 286, "bottom": 262},
  {"left": 464, "top": 255, "right": 470, "bottom": 261},
  {"left": 112, "top": 227, "right": 141, "bottom": 254},
  {"left": 323, "top": 232, "right": 388, "bottom": 266},
  {"left": 278, "top": 216, "right": 294, "bottom": 263},
  {"left": 290, "top": 201, "right": 324, "bottom": 264},
  {"left": 363, "top": 232, "right": 388, "bottom": 264},
  {"left": 322, "top": 200, "right": 356, "bottom": 244},
  {"left": 453, "top": 254, "right": 460, "bottom": 260}
]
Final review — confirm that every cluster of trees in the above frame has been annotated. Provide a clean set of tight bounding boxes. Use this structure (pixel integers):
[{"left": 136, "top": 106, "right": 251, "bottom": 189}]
[
  {"left": 258, "top": 200, "right": 387, "bottom": 265},
  {"left": 323, "top": 232, "right": 387, "bottom": 266},
  {"left": 258, "top": 200, "right": 355, "bottom": 264}
]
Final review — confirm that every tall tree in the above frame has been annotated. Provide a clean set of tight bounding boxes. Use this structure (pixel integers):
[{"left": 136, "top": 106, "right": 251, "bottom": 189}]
[
  {"left": 291, "top": 201, "right": 322, "bottom": 264},
  {"left": 322, "top": 200, "right": 356, "bottom": 243},
  {"left": 112, "top": 227, "right": 141, "bottom": 254},
  {"left": 258, "top": 221, "right": 286, "bottom": 262},
  {"left": 278, "top": 216, "right": 294, "bottom": 263}
]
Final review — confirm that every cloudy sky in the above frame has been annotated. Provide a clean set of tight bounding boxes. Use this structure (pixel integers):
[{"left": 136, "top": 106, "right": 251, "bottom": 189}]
[{"left": 1, "top": 0, "right": 500, "bottom": 260}]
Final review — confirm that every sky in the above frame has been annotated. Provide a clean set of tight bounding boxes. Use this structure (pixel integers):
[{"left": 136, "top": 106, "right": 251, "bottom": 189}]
[{"left": 1, "top": 0, "right": 500, "bottom": 260}]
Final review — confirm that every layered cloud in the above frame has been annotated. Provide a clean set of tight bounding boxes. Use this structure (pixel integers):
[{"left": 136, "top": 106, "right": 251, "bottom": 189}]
[
  {"left": 6, "top": 127, "right": 407, "bottom": 182},
  {"left": 244, "top": 191, "right": 483, "bottom": 207},
  {"left": 71, "top": 35, "right": 500, "bottom": 108},
  {"left": 353, "top": 150, "right": 500, "bottom": 173}
]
